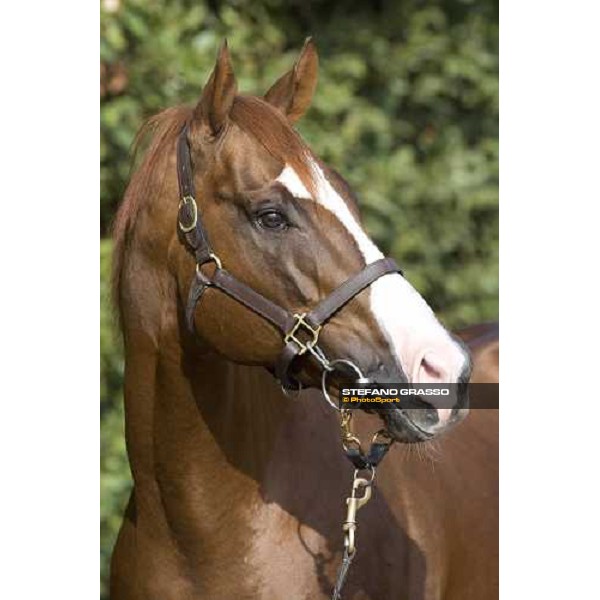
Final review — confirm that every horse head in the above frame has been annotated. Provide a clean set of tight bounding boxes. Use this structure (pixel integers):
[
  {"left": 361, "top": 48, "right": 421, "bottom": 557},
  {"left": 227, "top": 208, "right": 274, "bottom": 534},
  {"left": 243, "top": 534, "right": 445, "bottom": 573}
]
[{"left": 162, "top": 40, "right": 471, "bottom": 442}]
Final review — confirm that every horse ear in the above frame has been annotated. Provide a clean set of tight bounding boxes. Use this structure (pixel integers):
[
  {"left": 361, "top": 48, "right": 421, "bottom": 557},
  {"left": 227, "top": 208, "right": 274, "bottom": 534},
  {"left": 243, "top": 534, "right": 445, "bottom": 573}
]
[
  {"left": 264, "top": 38, "right": 318, "bottom": 123},
  {"left": 194, "top": 40, "right": 237, "bottom": 136}
]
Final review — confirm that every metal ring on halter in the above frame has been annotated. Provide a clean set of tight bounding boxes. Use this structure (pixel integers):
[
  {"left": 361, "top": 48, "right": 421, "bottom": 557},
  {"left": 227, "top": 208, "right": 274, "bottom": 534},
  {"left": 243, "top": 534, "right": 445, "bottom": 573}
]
[
  {"left": 321, "top": 359, "right": 368, "bottom": 412},
  {"left": 208, "top": 252, "right": 223, "bottom": 269},
  {"left": 195, "top": 253, "right": 223, "bottom": 276},
  {"left": 178, "top": 195, "right": 198, "bottom": 233}
]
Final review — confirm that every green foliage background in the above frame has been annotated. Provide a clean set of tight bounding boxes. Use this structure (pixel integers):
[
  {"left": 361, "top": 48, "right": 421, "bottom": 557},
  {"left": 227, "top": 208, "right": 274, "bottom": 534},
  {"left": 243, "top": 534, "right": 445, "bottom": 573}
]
[{"left": 101, "top": 0, "right": 497, "bottom": 596}]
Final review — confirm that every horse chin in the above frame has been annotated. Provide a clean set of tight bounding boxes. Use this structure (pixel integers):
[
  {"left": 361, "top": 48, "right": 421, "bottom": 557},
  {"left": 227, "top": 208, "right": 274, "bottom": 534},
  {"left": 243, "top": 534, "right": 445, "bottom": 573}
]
[{"left": 379, "top": 407, "right": 469, "bottom": 444}]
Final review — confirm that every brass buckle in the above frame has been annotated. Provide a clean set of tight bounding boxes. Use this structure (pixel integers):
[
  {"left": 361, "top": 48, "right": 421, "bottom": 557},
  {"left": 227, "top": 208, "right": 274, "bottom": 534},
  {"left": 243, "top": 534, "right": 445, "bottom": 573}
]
[
  {"left": 284, "top": 313, "right": 321, "bottom": 355},
  {"left": 178, "top": 195, "right": 198, "bottom": 233},
  {"left": 195, "top": 253, "right": 223, "bottom": 273}
]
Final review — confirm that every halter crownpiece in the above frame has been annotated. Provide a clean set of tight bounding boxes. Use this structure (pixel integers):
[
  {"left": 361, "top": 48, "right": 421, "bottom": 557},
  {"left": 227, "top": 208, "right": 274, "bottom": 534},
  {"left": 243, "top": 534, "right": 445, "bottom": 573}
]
[{"left": 176, "top": 122, "right": 402, "bottom": 389}]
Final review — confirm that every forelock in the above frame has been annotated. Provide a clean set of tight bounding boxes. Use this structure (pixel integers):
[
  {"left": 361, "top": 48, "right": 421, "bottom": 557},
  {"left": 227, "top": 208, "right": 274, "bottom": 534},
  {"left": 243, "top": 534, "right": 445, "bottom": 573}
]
[{"left": 230, "top": 95, "right": 316, "bottom": 196}]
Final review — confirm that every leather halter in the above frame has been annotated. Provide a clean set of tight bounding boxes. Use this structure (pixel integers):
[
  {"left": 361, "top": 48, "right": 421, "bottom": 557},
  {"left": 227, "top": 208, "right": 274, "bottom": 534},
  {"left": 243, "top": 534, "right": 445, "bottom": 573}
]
[{"left": 176, "top": 124, "right": 402, "bottom": 389}]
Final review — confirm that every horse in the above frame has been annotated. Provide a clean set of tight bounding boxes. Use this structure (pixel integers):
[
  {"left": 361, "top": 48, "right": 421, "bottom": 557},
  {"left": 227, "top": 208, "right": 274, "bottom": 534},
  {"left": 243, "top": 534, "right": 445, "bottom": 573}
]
[{"left": 110, "top": 40, "right": 498, "bottom": 600}]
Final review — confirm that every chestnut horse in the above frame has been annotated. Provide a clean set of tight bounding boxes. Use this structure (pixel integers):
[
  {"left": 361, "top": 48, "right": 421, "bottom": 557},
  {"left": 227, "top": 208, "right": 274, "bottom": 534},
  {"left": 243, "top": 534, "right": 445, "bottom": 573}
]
[{"left": 110, "top": 40, "right": 498, "bottom": 599}]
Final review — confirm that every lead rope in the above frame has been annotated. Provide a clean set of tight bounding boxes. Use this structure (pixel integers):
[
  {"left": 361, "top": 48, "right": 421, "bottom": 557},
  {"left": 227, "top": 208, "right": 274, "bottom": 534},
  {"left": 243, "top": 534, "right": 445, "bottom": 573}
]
[
  {"left": 287, "top": 341, "right": 394, "bottom": 599},
  {"left": 331, "top": 410, "right": 394, "bottom": 599},
  {"left": 320, "top": 360, "right": 394, "bottom": 600},
  {"left": 331, "top": 548, "right": 355, "bottom": 600}
]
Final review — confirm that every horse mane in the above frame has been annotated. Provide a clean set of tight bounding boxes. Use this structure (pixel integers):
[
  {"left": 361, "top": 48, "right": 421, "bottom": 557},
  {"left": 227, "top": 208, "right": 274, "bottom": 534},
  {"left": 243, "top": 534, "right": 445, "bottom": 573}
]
[
  {"left": 110, "top": 105, "right": 192, "bottom": 319},
  {"left": 110, "top": 95, "right": 316, "bottom": 323}
]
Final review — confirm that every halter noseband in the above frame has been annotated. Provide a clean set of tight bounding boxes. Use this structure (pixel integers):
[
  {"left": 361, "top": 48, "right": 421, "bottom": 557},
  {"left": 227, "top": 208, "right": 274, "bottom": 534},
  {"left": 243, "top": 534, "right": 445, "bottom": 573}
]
[{"left": 176, "top": 124, "right": 402, "bottom": 389}]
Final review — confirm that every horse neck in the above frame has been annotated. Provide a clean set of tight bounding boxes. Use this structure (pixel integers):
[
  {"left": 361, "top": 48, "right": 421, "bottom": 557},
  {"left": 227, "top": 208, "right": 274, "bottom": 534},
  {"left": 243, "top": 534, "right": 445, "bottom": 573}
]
[
  {"left": 117, "top": 243, "right": 427, "bottom": 578},
  {"left": 112, "top": 122, "right": 295, "bottom": 494},
  {"left": 115, "top": 138, "right": 346, "bottom": 548},
  {"left": 119, "top": 254, "right": 295, "bottom": 490}
]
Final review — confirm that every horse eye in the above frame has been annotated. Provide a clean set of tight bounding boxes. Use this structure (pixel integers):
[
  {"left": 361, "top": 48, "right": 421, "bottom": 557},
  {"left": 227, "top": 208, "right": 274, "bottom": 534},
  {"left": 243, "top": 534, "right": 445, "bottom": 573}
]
[{"left": 256, "top": 210, "right": 288, "bottom": 230}]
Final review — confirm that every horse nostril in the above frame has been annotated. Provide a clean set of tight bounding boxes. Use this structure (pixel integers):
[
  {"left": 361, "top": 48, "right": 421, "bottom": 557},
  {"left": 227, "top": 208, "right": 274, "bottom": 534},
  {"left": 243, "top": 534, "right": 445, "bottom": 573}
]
[
  {"left": 423, "top": 355, "right": 443, "bottom": 379},
  {"left": 415, "top": 352, "right": 448, "bottom": 384}
]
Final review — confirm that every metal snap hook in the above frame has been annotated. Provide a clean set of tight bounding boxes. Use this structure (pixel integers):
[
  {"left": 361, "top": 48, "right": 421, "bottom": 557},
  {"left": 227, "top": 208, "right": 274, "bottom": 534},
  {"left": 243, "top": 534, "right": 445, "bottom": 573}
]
[{"left": 343, "top": 469, "right": 375, "bottom": 556}]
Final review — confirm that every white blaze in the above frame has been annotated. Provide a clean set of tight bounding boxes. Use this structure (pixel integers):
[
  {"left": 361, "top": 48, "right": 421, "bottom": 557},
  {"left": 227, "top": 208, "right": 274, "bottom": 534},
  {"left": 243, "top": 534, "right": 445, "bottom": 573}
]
[{"left": 275, "top": 163, "right": 465, "bottom": 382}]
